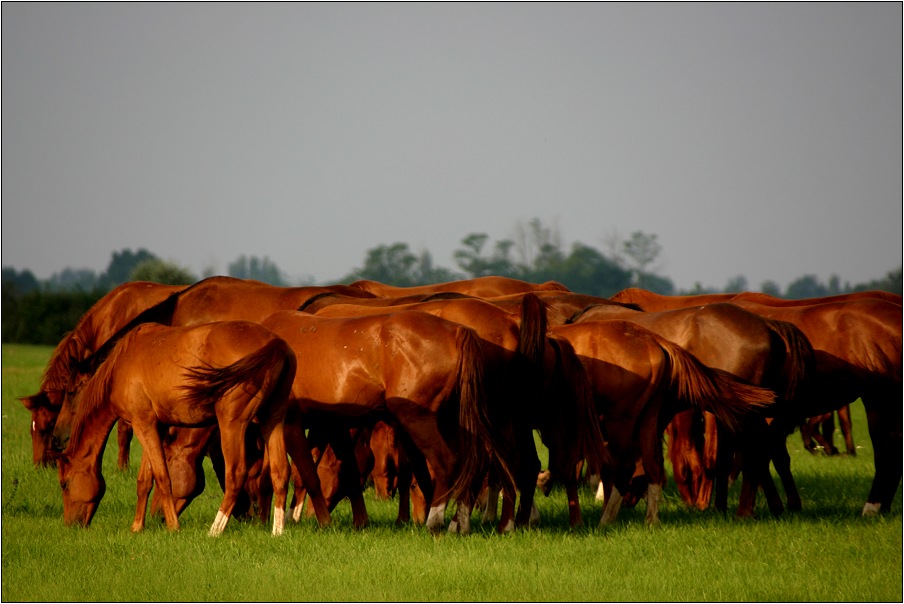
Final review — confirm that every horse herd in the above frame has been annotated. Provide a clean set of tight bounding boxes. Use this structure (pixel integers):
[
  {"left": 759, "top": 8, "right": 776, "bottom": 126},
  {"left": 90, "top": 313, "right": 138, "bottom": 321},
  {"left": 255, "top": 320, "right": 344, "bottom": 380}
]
[{"left": 19, "top": 275, "right": 902, "bottom": 536}]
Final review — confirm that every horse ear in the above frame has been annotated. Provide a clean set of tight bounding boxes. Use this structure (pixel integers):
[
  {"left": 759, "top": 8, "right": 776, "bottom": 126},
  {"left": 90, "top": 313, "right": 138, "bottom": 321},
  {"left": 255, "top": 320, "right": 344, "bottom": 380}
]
[{"left": 19, "top": 393, "right": 43, "bottom": 410}]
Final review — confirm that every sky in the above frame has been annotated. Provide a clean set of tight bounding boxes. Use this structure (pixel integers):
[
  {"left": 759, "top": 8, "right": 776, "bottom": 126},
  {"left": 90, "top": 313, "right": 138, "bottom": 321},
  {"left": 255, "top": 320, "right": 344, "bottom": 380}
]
[{"left": 3, "top": 3, "right": 901, "bottom": 292}]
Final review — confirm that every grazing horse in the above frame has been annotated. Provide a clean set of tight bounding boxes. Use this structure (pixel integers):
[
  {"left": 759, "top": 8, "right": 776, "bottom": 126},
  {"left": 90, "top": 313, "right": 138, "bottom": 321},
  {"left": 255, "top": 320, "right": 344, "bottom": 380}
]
[
  {"left": 568, "top": 302, "right": 815, "bottom": 518},
  {"left": 551, "top": 319, "right": 775, "bottom": 526},
  {"left": 611, "top": 287, "right": 902, "bottom": 310},
  {"left": 44, "top": 276, "right": 379, "bottom": 471},
  {"left": 21, "top": 281, "right": 186, "bottom": 467},
  {"left": 618, "top": 289, "right": 902, "bottom": 514},
  {"left": 50, "top": 321, "right": 300, "bottom": 536},
  {"left": 800, "top": 405, "right": 855, "bottom": 456},
  {"left": 729, "top": 298, "right": 902, "bottom": 514},
  {"left": 260, "top": 309, "right": 514, "bottom": 533},
  {"left": 348, "top": 276, "right": 569, "bottom": 298},
  {"left": 311, "top": 294, "right": 608, "bottom": 530}
]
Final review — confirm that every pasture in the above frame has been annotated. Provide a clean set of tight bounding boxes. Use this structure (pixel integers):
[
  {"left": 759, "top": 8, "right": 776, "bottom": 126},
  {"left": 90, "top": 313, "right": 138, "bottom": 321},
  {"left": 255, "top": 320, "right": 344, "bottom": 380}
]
[{"left": 2, "top": 343, "right": 901, "bottom": 602}]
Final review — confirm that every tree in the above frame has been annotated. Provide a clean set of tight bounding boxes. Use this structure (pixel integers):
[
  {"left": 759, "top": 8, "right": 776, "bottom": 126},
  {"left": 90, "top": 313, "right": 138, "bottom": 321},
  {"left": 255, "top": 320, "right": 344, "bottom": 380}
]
[
  {"left": 130, "top": 259, "right": 197, "bottom": 285},
  {"left": 622, "top": 231, "right": 662, "bottom": 281},
  {"left": 100, "top": 248, "right": 158, "bottom": 288},
  {"left": 785, "top": 274, "right": 828, "bottom": 299},
  {"left": 724, "top": 275, "right": 748, "bottom": 293},
  {"left": 453, "top": 233, "right": 517, "bottom": 277},
  {"left": 851, "top": 267, "right": 903, "bottom": 295},
  {"left": 228, "top": 255, "right": 286, "bottom": 286},
  {"left": 1, "top": 267, "right": 39, "bottom": 294},
  {"left": 47, "top": 268, "right": 100, "bottom": 292},
  {"left": 344, "top": 243, "right": 420, "bottom": 286},
  {"left": 554, "top": 243, "right": 634, "bottom": 297},
  {"left": 759, "top": 280, "right": 782, "bottom": 297}
]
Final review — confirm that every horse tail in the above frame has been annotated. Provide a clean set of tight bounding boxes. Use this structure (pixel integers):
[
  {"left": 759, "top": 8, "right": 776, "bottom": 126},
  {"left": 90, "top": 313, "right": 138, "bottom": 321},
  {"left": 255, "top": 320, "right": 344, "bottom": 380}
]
[
  {"left": 447, "top": 327, "right": 515, "bottom": 503},
  {"left": 549, "top": 336, "right": 612, "bottom": 479},
  {"left": 657, "top": 336, "right": 775, "bottom": 431},
  {"left": 181, "top": 337, "right": 296, "bottom": 415},
  {"left": 518, "top": 293, "right": 548, "bottom": 373},
  {"left": 762, "top": 318, "right": 815, "bottom": 403}
]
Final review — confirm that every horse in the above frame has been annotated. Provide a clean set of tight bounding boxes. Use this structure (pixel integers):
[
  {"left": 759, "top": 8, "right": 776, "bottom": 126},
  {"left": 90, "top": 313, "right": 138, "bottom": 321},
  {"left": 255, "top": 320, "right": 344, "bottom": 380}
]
[
  {"left": 550, "top": 319, "right": 775, "bottom": 526},
  {"left": 728, "top": 298, "right": 902, "bottom": 514},
  {"left": 43, "top": 276, "right": 379, "bottom": 469},
  {"left": 311, "top": 294, "right": 608, "bottom": 530},
  {"left": 49, "top": 321, "right": 301, "bottom": 536},
  {"left": 610, "top": 287, "right": 902, "bottom": 311},
  {"left": 348, "top": 276, "right": 569, "bottom": 298},
  {"left": 260, "top": 309, "right": 515, "bottom": 533},
  {"left": 800, "top": 405, "right": 855, "bottom": 456},
  {"left": 21, "top": 281, "right": 187, "bottom": 467},
  {"left": 568, "top": 301, "right": 815, "bottom": 518}
]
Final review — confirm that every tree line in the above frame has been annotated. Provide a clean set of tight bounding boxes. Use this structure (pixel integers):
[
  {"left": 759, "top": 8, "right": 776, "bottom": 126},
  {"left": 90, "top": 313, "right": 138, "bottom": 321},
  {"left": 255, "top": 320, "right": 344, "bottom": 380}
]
[{"left": 3, "top": 218, "right": 901, "bottom": 345}]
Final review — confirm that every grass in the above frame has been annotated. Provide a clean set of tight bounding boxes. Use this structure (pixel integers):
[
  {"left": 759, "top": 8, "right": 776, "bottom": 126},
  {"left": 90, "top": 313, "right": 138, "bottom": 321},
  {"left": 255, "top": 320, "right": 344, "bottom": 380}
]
[{"left": 2, "top": 343, "right": 901, "bottom": 602}]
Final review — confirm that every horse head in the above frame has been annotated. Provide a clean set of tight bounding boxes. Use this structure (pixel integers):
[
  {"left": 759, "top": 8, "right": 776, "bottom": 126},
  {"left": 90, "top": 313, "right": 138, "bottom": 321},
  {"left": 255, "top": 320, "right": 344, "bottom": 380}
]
[{"left": 57, "top": 452, "right": 106, "bottom": 527}]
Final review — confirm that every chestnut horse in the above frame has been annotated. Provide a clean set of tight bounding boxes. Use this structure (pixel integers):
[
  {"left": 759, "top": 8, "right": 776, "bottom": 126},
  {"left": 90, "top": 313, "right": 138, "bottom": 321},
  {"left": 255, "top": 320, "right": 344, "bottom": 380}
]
[
  {"left": 50, "top": 321, "right": 302, "bottom": 536},
  {"left": 611, "top": 287, "right": 902, "bottom": 310},
  {"left": 44, "top": 276, "right": 378, "bottom": 468},
  {"left": 615, "top": 289, "right": 902, "bottom": 514},
  {"left": 568, "top": 302, "right": 815, "bottom": 518},
  {"left": 729, "top": 298, "right": 902, "bottom": 514},
  {"left": 550, "top": 319, "right": 775, "bottom": 526},
  {"left": 348, "top": 276, "right": 569, "bottom": 298},
  {"left": 21, "top": 281, "right": 186, "bottom": 467},
  {"left": 260, "top": 309, "right": 514, "bottom": 534},
  {"left": 311, "top": 294, "right": 608, "bottom": 530},
  {"left": 800, "top": 405, "right": 855, "bottom": 456}
]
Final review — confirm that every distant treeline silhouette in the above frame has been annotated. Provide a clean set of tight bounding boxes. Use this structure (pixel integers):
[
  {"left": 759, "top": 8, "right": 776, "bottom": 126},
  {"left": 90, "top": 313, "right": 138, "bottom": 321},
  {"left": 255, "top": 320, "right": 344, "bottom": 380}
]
[{"left": 3, "top": 221, "right": 901, "bottom": 345}]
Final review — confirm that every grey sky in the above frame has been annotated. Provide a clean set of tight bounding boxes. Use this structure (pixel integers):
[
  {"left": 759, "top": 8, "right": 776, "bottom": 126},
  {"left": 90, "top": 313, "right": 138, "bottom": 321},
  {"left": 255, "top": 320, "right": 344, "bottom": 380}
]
[{"left": 3, "top": 3, "right": 901, "bottom": 291}]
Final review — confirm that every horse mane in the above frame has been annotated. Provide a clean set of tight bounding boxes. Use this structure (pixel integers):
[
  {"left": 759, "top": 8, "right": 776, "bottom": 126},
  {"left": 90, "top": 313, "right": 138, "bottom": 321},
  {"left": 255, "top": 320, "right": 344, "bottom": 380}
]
[
  {"left": 420, "top": 291, "right": 474, "bottom": 302},
  {"left": 39, "top": 329, "right": 89, "bottom": 394},
  {"left": 297, "top": 291, "right": 339, "bottom": 312},
  {"left": 66, "top": 329, "right": 139, "bottom": 450},
  {"left": 78, "top": 288, "right": 182, "bottom": 375},
  {"left": 563, "top": 304, "right": 598, "bottom": 324}
]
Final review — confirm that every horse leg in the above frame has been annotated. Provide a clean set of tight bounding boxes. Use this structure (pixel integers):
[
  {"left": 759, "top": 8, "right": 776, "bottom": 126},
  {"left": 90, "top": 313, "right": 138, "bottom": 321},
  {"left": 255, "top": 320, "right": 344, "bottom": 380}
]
[
  {"left": 331, "top": 426, "right": 370, "bottom": 529},
  {"left": 259, "top": 416, "right": 290, "bottom": 536},
  {"left": 131, "top": 454, "right": 154, "bottom": 532},
  {"left": 768, "top": 421, "right": 801, "bottom": 512},
  {"left": 481, "top": 472, "right": 500, "bottom": 524},
  {"left": 116, "top": 420, "right": 133, "bottom": 471},
  {"left": 599, "top": 488, "right": 624, "bottom": 526},
  {"left": 392, "top": 413, "right": 456, "bottom": 534},
  {"left": 837, "top": 404, "right": 856, "bottom": 456},
  {"left": 283, "top": 419, "right": 332, "bottom": 526},
  {"left": 820, "top": 413, "right": 839, "bottom": 455},
  {"left": 130, "top": 423, "right": 180, "bottom": 531},
  {"left": 862, "top": 395, "right": 902, "bottom": 515},
  {"left": 208, "top": 418, "right": 251, "bottom": 537}
]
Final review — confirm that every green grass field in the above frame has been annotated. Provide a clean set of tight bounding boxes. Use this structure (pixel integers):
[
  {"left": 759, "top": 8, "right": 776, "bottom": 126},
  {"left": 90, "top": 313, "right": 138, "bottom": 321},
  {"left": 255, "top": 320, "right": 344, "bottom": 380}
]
[{"left": 2, "top": 344, "right": 901, "bottom": 602}]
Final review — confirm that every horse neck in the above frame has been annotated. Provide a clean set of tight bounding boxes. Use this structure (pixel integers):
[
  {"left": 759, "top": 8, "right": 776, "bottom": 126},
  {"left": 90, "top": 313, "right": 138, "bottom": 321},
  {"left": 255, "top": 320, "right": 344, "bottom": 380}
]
[{"left": 65, "top": 403, "right": 117, "bottom": 472}]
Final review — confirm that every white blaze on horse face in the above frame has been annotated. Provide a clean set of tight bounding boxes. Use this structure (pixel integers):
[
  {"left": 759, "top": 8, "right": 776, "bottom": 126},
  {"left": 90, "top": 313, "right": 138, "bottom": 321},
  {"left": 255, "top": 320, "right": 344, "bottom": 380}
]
[{"left": 32, "top": 420, "right": 36, "bottom": 433}]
